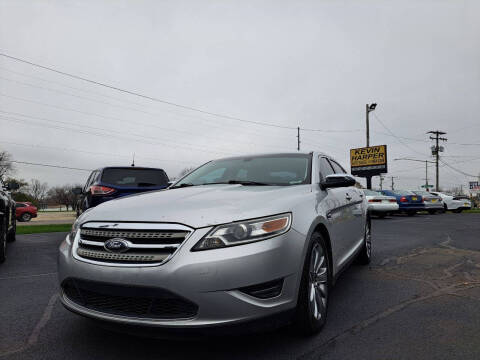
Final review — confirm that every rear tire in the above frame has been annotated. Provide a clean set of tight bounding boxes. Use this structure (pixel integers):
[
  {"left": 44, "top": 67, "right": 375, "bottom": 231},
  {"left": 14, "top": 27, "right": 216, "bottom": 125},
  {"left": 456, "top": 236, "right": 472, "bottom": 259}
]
[
  {"left": 407, "top": 211, "right": 416, "bottom": 216},
  {"left": 295, "top": 232, "right": 330, "bottom": 335},
  {"left": 453, "top": 209, "right": 462, "bottom": 213},
  {"left": 357, "top": 217, "right": 372, "bottom": 265},
  {"left": 428, "top": 210, "right": 436, "bottom": 215},
  {"left": 377, "top": 213, "right": 386, "bottom": 219},
  {"left": 21, "top": 213, "right": 32, "bottom": 222}
]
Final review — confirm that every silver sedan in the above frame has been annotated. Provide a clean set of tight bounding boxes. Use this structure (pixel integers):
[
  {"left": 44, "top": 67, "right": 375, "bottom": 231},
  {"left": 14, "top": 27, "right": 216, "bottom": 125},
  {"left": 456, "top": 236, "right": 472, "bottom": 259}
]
[{"left": 58, "top": 152, "right": 370, "bottom": 335}]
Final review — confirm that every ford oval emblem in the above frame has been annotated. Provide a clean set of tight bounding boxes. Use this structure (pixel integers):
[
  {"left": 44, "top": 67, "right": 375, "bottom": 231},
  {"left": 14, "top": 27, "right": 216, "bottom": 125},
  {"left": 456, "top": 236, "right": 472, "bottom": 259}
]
[{"left": 104, "top": 238, "right": 130, "bottom": 253}]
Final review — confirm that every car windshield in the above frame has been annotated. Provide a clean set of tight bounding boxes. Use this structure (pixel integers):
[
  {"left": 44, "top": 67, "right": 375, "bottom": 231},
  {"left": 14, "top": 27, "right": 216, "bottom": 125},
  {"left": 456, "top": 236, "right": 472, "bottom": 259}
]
[
  {"left": 363, "top": 189, "right": 381, "bottom": 196},
  {"left": 415, "top": 190, "right": 431, "bottom": 196},
  {"left": 173, "top": 154, "right": 312, "bottom": 187},
  {"left": 101, "top": 168, "right": 169, "bottom": 187}
]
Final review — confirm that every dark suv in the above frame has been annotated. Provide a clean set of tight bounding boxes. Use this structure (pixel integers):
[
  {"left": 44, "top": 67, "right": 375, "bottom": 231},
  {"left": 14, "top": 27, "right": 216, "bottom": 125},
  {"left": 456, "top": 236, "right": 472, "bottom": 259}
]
[
  {"left": 74, "top": 167, "right": 170, "bottom": 216},
  {"left": 1, "top": 179, "right": 19, "bottom": 263}
]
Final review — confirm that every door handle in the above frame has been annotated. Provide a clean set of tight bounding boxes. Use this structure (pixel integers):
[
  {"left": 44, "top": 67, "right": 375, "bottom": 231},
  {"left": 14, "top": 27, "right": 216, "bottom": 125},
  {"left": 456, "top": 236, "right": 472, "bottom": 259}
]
[{"left": 345, "top": 194, "right": 352, "bottom": 201}]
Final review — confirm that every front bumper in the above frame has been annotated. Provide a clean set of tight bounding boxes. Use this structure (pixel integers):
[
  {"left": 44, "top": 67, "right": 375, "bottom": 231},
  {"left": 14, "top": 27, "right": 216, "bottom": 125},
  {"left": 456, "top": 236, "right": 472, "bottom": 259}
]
[{"left": 58, "top": 225, "right": 305, "bottom": 328}]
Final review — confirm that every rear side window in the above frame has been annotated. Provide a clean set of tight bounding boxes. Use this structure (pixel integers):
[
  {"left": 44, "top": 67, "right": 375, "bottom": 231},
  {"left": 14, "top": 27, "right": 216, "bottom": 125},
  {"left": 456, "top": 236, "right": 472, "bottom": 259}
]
[
  {"left": 101, "top": 168, "right": 169, "bottom": 187},
  {"left": 319, "top": 157, "right": 335, "bottom": 180},
  {"left": 329, "top": 160, "right": 347, "bottom": 174},
  {"left": 15, "top": 203, "right": 26, "bottom": 208}
]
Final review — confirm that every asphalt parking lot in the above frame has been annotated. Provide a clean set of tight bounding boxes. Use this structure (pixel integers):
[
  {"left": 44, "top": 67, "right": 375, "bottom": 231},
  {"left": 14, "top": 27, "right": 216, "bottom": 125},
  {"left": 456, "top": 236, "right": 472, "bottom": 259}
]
[{"left": 1, "top": 213, "right": 479, "bottom": 360}]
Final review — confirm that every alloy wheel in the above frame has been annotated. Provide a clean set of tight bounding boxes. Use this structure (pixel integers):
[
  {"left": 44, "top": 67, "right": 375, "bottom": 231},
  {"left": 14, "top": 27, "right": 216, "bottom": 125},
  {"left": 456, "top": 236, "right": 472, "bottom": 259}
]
[{"left": 308, "top": 243, "right": 328, "bottom": 320}]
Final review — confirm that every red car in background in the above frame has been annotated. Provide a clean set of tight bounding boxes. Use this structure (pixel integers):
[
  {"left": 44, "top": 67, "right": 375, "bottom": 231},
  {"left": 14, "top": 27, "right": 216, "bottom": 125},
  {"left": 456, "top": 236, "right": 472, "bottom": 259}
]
[{"left": 15, "top": 202, "right": 38, "bottom": 222}]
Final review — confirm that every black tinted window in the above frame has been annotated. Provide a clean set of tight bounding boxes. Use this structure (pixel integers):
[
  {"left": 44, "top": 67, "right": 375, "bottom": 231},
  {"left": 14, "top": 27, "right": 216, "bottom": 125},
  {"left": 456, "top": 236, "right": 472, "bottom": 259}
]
[
  {"left": 319, "top": 158, "right": 335, "bottom": 180},
  {"left": 15, "top": 203, "right": 26, "bottom": 208},
  {"left": 101, "top": 168, "right": 169, "bottom": 187}
]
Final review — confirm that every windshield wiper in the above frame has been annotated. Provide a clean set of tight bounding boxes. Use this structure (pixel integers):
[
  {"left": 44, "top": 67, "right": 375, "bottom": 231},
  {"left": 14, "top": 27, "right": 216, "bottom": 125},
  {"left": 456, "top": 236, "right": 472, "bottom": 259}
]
[
  {"left": 225, "top": 180, "right": 271, "bottom": 186},
  {"left": 171, "top": 180, "right": 272, "bottom": 188},
  {"left": 170, "top": 183, "right": 195, "bottom": 189}
]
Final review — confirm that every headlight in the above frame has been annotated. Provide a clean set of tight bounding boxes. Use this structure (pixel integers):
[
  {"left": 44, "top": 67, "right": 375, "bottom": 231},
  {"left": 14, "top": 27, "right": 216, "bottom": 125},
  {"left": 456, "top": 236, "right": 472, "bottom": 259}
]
[
  {"left": 192, "top": 213, "right": 291, "bottom": 251},
  {"left": 70, "top": 219, "right": 81, "bottom": 242}
]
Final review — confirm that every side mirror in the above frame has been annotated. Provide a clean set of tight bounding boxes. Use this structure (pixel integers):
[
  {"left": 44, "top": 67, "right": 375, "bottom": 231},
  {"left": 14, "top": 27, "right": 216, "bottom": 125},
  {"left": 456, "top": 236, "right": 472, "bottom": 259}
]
[
  {"left": 72, "top": 187, "right": 83, "bottom": 195},
  {"left": 320, "top": 174, "right": 356, "bottom": 190},
  {"left": 6, "top": 182, "right": 20, "bottom": 191}
]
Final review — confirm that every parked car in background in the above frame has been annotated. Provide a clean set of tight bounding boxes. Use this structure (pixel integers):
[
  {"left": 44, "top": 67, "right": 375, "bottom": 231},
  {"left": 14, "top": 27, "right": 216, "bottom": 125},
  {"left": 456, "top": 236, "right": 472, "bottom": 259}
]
[
  {"left": 0, "top": 180, "right": 19, "bottom": 263},
  {"left": 59, "top": 152, "right": 371, "bottom": 336},
  {"left": 412, "top": 191, "right": 444, "bottom": 214},
  {"left": 381, "top": 190, "right": 425, "bottom": 216},
  {"left": 430, "top": 192, "right": 471, "bottom": 213},
  {"left": 73, "top": 167, "right": 170, "bottom": 216},
  {"left": 363, "top": 189, "right": 399, "bottom": 218},
  {"left": 15, "top": 202, "right": 38, "bottom": 222}
]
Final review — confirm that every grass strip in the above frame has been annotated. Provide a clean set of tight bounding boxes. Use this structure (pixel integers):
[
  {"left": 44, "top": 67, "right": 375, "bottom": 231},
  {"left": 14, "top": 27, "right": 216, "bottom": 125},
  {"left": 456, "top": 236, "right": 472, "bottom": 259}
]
[{"left": 17, "top": 224, "right": 72, "bottom": 234}]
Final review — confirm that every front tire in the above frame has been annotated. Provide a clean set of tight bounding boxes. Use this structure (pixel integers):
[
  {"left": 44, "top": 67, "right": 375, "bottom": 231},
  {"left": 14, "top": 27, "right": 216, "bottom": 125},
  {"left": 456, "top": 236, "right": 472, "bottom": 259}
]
[
  {"left": 295, "top": 232, "right": 330, "bottom": 335},
  {"left": 428, "top": 210, "right": 436, "bottom": 215},
  {"left": 407, "top": 211, "right": 416, "bottom": 216}
]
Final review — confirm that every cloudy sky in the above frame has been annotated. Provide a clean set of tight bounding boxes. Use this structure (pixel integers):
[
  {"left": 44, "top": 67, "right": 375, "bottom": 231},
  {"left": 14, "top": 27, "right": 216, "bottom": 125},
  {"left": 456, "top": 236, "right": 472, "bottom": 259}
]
[{"left": 0, "top": 0, "right": 479, "bottom": 191}]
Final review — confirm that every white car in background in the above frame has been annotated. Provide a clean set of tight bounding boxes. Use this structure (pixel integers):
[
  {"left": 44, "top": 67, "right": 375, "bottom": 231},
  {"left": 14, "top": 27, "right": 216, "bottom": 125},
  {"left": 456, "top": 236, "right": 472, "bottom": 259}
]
[
  {"left": 430, "top": 192, "right": 471, "bottom": 213},
  {"left": 363, "top": 189, "right": 399, "bottom": 218}
]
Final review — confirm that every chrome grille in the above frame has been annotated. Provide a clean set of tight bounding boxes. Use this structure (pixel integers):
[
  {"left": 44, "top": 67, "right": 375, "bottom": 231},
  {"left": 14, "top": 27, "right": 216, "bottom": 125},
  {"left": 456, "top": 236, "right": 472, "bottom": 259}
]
[{"left": 73, "top": 222, "right": 192, "bottom": 267}]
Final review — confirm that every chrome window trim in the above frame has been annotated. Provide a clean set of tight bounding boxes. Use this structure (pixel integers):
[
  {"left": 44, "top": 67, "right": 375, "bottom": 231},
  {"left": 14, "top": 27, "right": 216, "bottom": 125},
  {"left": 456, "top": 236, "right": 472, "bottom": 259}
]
[{"left": 72, "top": 221, "right": 194, "bottom": 268}]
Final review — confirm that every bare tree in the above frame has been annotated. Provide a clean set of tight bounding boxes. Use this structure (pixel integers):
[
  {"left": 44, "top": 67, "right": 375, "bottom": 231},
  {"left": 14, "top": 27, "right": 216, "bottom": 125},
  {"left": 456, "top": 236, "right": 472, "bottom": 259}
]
[
  {"left": 48, "top": 184, "right": 82, "bottom": 211},
  {"left": 0, "top": 150, "right": 14, "bottom": 181},
  {"left": 28, "top": 179, "right": 49, "bottom": 204}
]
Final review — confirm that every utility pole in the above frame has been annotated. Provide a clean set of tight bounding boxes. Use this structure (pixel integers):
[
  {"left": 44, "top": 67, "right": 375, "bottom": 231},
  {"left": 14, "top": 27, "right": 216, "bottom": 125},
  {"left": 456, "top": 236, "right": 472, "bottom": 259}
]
[
  {"left": 297, "top": 127, "right": 300, "bottom": 151},
  {"left": 427, "top": 130, "right": 447, "bottom": 192},
  {"left": 389, "top": 176, "right": 397, "bottom": 190},
  {"left": 365, "top": 103, "right": 377, "bottom": 189},
  {"left": 422, "top": 160, "right": 430, "bottom": 191}
]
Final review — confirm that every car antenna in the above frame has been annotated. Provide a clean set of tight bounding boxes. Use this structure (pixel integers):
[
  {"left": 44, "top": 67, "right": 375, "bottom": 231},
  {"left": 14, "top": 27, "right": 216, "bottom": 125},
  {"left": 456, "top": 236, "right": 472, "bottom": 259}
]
[{"left": 131, "top": 153, "right": 135, "bottom": 167}]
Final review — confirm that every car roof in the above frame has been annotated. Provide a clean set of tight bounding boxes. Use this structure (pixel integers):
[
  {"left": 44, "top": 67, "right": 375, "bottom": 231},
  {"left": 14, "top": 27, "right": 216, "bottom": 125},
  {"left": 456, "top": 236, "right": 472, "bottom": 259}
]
[
  {"left": 210, "top": 151, "right": 342, "bottom": 162},
  {"left": 95, "top": 166, "right": 166, "bottom": 171}
]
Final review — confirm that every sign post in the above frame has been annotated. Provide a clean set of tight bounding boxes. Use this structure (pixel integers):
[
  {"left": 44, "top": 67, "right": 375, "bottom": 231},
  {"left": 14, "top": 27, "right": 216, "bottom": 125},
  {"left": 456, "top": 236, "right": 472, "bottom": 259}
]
[{"left": 350, "top": 145, "right": 388, "bottom": 184}]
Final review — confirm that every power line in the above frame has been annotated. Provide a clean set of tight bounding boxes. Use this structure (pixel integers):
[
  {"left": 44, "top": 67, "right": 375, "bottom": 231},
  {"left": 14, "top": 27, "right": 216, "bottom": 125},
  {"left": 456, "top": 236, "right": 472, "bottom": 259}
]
[
  {"left": 0, "top": 66, "right": 302, "bottom": 142},
  {"left": 372, "top": 113, "right": 426, "bottom": 156},
  {"left": 0, "top": 114, "right": 234, "bottom": 156},
  {"left": 3, "top": 160, "right": 92, "bottom": 172},
  {"left": 0, "top": 52, "right": 299, "bottom": 130},
  {"left": 439, "top": 158, "right": 478, "bottom": 178},
  {"left": 0, "top": 139, "right": 195, "bottom": 165},
  {"left": 0, "top": 52, "right": 370, "bottom": 135},
  {"left": 0, "top": 73, "right": 293, "bottom": 146}
]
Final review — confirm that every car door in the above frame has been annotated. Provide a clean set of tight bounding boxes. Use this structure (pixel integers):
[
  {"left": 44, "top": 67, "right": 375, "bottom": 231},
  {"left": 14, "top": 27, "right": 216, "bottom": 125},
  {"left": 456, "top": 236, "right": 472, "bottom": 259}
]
[
  {"left": 317, "top": 157, "right": 356, "bottom": 268},
  {"left": 329, "top": 159, "right": 365, "bottom": 243}
]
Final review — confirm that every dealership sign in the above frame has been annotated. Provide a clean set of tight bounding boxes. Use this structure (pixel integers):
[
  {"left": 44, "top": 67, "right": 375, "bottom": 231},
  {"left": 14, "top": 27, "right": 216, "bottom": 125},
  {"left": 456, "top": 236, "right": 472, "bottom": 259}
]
[
  {"left": 470, "top": 181, "right": 480, "bottom": 190},
  {"left": 350, "top": 145, "right": 388, "bottom": 177}
]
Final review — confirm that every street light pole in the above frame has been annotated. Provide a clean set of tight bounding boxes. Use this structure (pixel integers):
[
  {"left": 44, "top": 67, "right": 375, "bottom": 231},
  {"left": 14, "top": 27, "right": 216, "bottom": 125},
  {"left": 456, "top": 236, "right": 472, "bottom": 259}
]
[{"left": 365, "top": 103, "right": 377, "bottom": 189}]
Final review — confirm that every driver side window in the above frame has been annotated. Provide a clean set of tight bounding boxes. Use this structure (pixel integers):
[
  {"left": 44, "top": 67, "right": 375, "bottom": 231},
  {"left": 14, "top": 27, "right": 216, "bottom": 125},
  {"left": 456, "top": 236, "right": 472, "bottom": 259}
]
[{"left": 319, "top": 157, "right": 335, "bottom": 181}]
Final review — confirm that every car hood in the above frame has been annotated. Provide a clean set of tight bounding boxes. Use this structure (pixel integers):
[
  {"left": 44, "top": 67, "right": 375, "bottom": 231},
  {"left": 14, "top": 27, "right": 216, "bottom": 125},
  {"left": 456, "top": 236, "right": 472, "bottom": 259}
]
[{"left": 79, "top": 184, "right": 312, "bottom": 228}]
